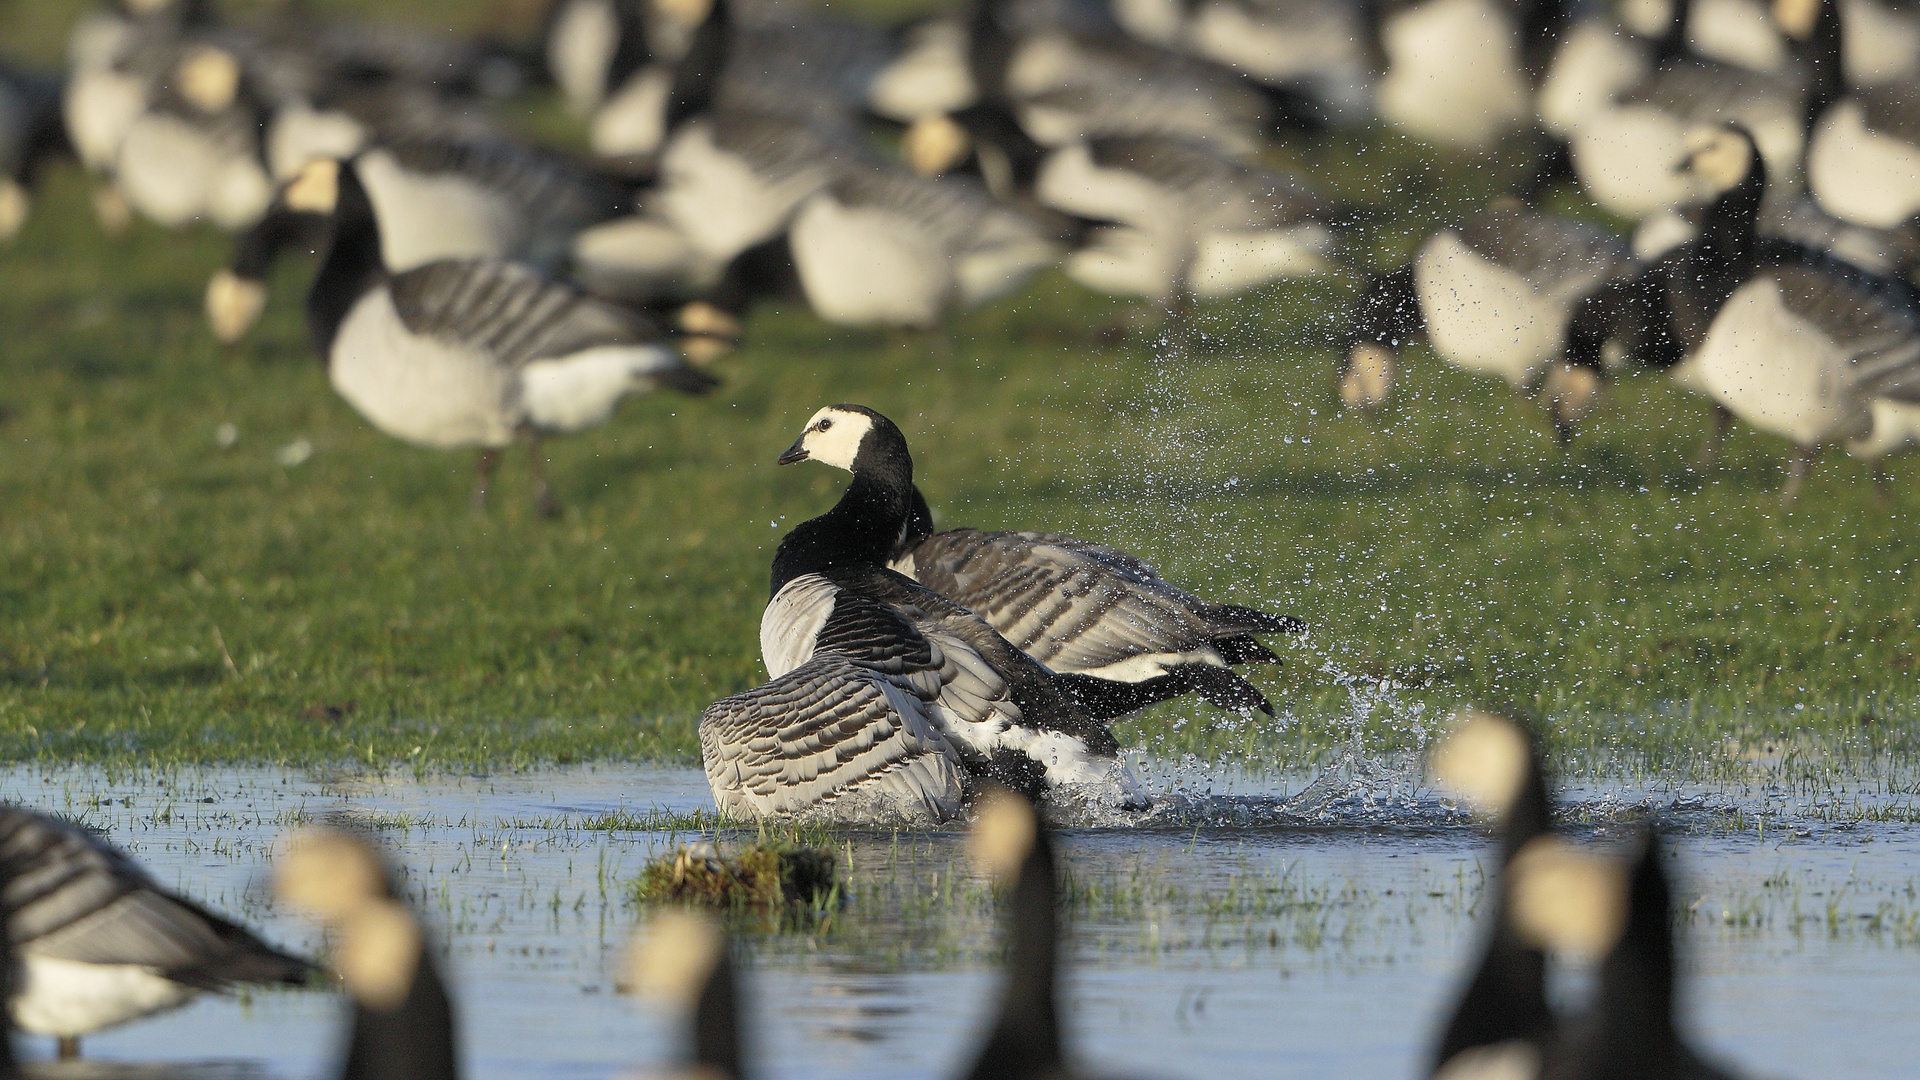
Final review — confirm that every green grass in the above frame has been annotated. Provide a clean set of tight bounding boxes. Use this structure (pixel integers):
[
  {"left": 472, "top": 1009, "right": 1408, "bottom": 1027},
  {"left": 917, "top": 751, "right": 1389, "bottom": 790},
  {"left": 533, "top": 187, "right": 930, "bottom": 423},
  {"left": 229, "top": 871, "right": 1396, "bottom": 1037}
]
[{"left": 1, "top": 5, "right": 1916, "bottom": 773}]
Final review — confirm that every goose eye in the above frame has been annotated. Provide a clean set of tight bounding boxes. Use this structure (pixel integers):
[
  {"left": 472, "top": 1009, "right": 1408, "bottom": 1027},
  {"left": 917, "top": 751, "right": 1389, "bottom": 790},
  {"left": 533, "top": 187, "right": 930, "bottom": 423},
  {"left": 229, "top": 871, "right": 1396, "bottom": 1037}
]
[{"left": 817, "top": 418, "right": 833, "bottom": 431}]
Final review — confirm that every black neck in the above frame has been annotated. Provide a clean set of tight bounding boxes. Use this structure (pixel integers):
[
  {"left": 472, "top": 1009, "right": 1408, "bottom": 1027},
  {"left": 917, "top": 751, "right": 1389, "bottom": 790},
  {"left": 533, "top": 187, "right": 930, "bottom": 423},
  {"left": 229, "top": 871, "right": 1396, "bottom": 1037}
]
[
  {"left": 1590, "top": 832, "right": 1681, "bottom": 1072},
  {"left": 966, "top": 0, "right": 1017, "bottom": 107},
  {"left": 693, "top": 958, "right": 745, "bottom": 1080},
  {"left": 305, "top": 162, "right": 386, "bottom": 362},
  {"left": 771, "top": 466, "right": 914, "bottom": 594},
  {"left": 665, "top": 0, "right": 732, "bottom": 133},
  {"left": 1653, "top": 0, "right": 1692, "bottom": 65},
  {"left": 343, "top": 952, "right": 459, "bottom": 1080},
  {"left": 1793, "top": 0, "right": 1846, "bottom": 133},
  {"left": 1687, "top": 144, "right": 1766, "bottom": 311},
  {"left": 234, "top": 205, "right": 330, "bottom": 281},
  {"left": 1518, "top": 0, "right": 1572, "bottom": 80},
  {"left": 964, "top": 833, "right": 1064, "bottom": 1080}
]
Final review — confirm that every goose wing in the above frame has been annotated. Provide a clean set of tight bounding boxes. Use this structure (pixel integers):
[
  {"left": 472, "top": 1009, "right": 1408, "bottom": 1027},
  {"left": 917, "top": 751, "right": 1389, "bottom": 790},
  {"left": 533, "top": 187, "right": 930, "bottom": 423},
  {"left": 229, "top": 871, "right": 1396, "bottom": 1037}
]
[
  {"left": 380, "top": 138, "right": 631, "bottom": 237},
  {"left": 1089, "top": 136, "right": 1329, "bottom": 230},
  {"left": 1856, "top": 83, "right": 1920, "bottom": 146},
  {"left": 387, "top": 259, "right": 705, "bottom": 384},
  {"left": 1457, "top": 202, "right": 1632, "bottom": 291},
  {"left": 699, "top": 652, "right": 968, "bottom": 823},
  {"left": 1763, "top": 260, "right": 1920, "bottom": 399}
]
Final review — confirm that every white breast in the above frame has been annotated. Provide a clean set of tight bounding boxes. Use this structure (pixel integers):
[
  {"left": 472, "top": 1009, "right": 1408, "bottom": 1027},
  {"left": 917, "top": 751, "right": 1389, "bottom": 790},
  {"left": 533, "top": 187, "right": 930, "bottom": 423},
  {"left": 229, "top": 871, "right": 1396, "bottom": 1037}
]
[
  {"left": 1187, "top": 1, "right": 1365, "bottom": 83},
  {"left": 1375, "top": 0, "right": 1530, "bottom": 149},
  {"left": 1674, "top": 277, "right": 1868, "bottom": 446},
  {"left": 1808, "top": 100, "right": 1920, "bottom": 230},
  {"left": 1415, "top": 231, "right": 1564, "bottom": 386},
  {"left": 1034, "top": 143, "right": 1180, "bottom": 229},
  {"left": 11, "top": 956, "right": 197, "bottom": 1038},
  {"left": 590, "top": 66, "right": 674, "bottom": 158},
  {"left": 656, "top": 125, "right": 824, "bottom": 261},
  {"left": 267, "top": 103, "right": 368, "bottom": 182},
  {"left": 1847, "top": 399, "right": 1920, "bottom": 459},
  {"left": 548, "top": 0, "right": 621, "bottom": 115},
  {"left": 569, "top": 213, "right": 726, "bottom": 301},
  {"left": 329, "top": 288, "right": 519, "bottom": 449},
  {"left": 1687, "top": 0, "right": 1785, "bottom": 73},
  {"left": 63, "top": 68, "right": 147, "bottom": 172},
  {"left": 1064, "top": 222, "right": 1185, "bottom": 302},
  {"left": 866, "top": 21, "right": 975, "bottom": 121},
  {"left": 1844, "top": 0, "right": 1920, "bottom": 84},
  {"left": 1536, "top": 21, "right": 1649, "bottom": 139},
  {"left": 519, "top": 344, "right": 678, "bottom": 432},
  {"left": 356, "top": 149, "right": 526, "bottom": 272},
  {"left": 1570, "top": 105, "right": 1695, "bottom": 219},
  {"left": 1187, "top": 225, "right": 1333, "bottom": 297},
  {"left": 114, "top": 113, "right": 225, "bottom": 227},
  {"left": 789, "top": 193, "right": 954, "bottom": 327},
  {"left": 761, "top": 575, "right": 841, "bottom": 679},
  {"left": 953, "top": 224, "right": 1061, "bottom": 308}
]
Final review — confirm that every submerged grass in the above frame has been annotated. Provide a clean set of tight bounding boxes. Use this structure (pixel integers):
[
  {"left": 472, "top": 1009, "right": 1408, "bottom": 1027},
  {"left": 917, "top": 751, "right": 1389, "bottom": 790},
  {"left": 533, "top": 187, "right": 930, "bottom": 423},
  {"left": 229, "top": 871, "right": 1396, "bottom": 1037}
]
[
  {"left": 1, "top": 4, "right": 1917, "bottom": 773},
  {"left": 629, "top": 840, "right": 841, "bottom": 911}
]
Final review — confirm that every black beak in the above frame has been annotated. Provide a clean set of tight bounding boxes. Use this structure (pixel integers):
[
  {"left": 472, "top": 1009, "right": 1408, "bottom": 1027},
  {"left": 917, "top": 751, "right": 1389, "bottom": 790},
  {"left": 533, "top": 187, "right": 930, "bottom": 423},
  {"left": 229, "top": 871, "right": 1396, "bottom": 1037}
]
[{"left": 776, "top": 439, "right": 808, "bottom": 465}]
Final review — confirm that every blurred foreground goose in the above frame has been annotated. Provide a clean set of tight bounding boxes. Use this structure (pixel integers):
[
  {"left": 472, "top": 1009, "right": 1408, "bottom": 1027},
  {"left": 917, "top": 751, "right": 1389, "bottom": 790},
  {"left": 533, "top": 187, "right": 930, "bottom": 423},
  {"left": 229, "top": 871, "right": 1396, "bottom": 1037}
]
[
  {"left": 1801, "top": 0, "right": 1920, "bottom": 235},
  {"left": 625, "top": 910, "right": 745, "bottom": 1080},
  {"left": 0, "top": 804, "right": 314, "bottom": 1060},
  {"left": 1425, "top": 710, "right": 1555, "bottom": 1078},
  {"left": 892, "top": 488, "right": 1303, "bottom": 720},
  {"left": 1506, "top": 829, "right": 1748, "bottom": 1080},
  {"left": 1562, "top": 124, "right": 1920, "bottom": 497},
  {"left": 306, "top": 155, "right": 716, "bottom": 516},
  {"left": 699, "top": 406, "right": 1144, "bottom": 825},
  {"left": 1341, "top": 198, "right": 1634, "bottom": 419},
  {"left": 276, "top": 827, "right": 458, "bottom": 1080}
]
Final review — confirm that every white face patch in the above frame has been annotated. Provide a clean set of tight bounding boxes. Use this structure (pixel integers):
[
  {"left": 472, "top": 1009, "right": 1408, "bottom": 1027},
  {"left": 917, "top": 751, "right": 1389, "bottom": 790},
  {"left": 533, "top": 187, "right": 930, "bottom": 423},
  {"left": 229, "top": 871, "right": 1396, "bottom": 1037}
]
[
  {"left": 284, "top": 158, "right": 341, "bottom": 214},
  {"left": 795, "top": 407, "right": 874, "bottom": 471},
  {"left": 1772, "top": 0, "right": 1819, "bottom": 40},
  {"left": 1683, "top": 127, "right": 1754, "bottom": 194}
]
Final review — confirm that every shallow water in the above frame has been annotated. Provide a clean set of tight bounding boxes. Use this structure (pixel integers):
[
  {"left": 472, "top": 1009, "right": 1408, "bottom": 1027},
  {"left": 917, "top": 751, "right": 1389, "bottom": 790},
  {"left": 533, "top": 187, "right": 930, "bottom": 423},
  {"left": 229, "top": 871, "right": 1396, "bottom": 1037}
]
[{"left": 2, "top": 762, "right": 1916, "bottom": 1080}]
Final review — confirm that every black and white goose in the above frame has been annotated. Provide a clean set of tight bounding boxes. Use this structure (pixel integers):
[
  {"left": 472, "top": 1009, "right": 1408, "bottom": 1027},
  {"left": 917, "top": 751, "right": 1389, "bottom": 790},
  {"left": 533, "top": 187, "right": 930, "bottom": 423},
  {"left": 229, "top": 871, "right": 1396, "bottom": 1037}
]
[
  {"left": 891, "top": 488, "right": 1303, "bottom": 720},
  {"left": 1802, "top": 0, "right": 1920, "bottom": 237},
  {"left": 1562, "top": 124, "right": 1920, "bottom": 496},
  {"left": 1424, "top": 710, "right": 1555, "bottom": 1080},
  {"left": 208, "top": 136, "right": 634, "bottom": 343},
  {"left": 1371, "top": 0, "right": 1568, "bottom": 150},
  {"left": 1035, "top": 133, "right": 1336, "bottom": 304},
  {"left": 0, "top": 58, "right": 64, "bottom": 243},
  {"left": 625, "top": 910, "right": 744, "bottom": 1080},
  {"left": 1340, "top": 198, "right": 1634, "bottom": 416},
  {"left": 699, "top": 406, "right": 1144, "bottom": 825},
  {"left": 306, "top": 155, "right": 716, "bottom": 515},
  {"left": 0, "top": 804, "right": 314, "bottom": 1060},
  {"left": 786, "top": 162, "right": 1062, "bottom": 327},
  {"left": 275, "top": 827, "right": 459, "bottom": 1080}
]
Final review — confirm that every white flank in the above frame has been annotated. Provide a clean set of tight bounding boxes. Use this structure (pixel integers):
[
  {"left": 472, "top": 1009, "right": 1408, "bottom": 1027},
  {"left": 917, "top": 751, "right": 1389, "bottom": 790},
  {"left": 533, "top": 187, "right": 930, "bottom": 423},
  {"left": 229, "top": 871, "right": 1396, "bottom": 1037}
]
[
  {"left": 1688, "top": 0, "right": 1785, "bottom": 73},
  {"left": 11, "top": 956, "right": 196, "bottom": 1038},
  {"left": 64, "top": 69, "right": 147, "bottom": 172},
  {"left": 1535, "top": 21, "right": 1649, "bottom": 138},
  {"left": 1415, "top": 231, "right": 1562, "bottom": 386},
  {"left": 1674, "top": 277, "right": 1870, "bottom": 446},
  {"left": 1375, "top": 0, "right": 1530, "bottom": 149},
  {"left": 1035, "top": 143, "right": 1178, "bottom": 229},
  {"left": 1808, "top": 101, "right": 1920, "bottom": 230},
  {"left": 656, "top": 124, "right": 825, "bottom": 261},
  {"left": 866, "top": 20, "right": 975, "bottom": 121},
  {"left": 590, "top": 66, "right": 675, "bottom": 159},
  {"left": 329, "top": 289, "right": 519, "bottom": 449},
  {"left": 1848, "top": 399, "right": 1920, "bottom": 460},
  {"left": 549, "top": 0, "right": 621, "bottom": 115},
  {"left": 1188, "top": 225, "right": 1332, "bottom": 297},
  {"left": 789, "top": 194, "right": 951, "bottom": 327},
  {"left": 1844, "top": 0, "right": 1920, "bottom": 84},
  {"left": 570, "top": 214, "right": 726, "bottom": 300},
  {"left": 520, "top": 345, "right": 677, "bottom": 432},
  {"left": 267, "top": 104, "right": 368, "bottom": 182},
  {"left": 1064, "top": 223, "right": 1183, "bottom": 302},
  {"left": 115, "top": 113, "right": 224, "bottom": 227},
  {"left": 208, "top": 154, "right": 273, "bottom": 230},
  {"left": 356, "top": 149, "right": 526, "bottom": 272},
  {"left": 1571, "top": 106, "right": 1696, "bottom": 219}
]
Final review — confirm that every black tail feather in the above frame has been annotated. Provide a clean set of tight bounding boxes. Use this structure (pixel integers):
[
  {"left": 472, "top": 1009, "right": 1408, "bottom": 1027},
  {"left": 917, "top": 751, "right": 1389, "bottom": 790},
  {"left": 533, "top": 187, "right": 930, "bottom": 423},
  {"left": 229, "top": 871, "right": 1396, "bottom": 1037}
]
[
  {"left": 1206, "top": 603, "right": 1307, "bottom": 637},
  {"left": 1214, "top": 635, "right": 1281, "bottom": 665}
]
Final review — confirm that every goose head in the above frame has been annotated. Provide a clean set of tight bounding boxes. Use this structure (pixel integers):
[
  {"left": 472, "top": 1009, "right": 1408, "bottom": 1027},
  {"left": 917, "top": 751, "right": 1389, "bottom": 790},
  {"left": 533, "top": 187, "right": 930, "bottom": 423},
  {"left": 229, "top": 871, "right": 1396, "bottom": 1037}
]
[
  {"left": 625, "top": 910, "right": 743, "bottom": 1080},
  {"left": 776, "top": 405, "right": 910, "bottom": 477},
  {"left": 1340, "top": 343, "right": 1396, "bottom": 411},
  {"left": 1675, "top": 123, "right": 1758, "bottom": 198},
  {"left": 276, "top": 827, "right": 423, "bottom": 1010},
  {"left": 1508, "top": 835, "right": 1630, "bottom": 962}
]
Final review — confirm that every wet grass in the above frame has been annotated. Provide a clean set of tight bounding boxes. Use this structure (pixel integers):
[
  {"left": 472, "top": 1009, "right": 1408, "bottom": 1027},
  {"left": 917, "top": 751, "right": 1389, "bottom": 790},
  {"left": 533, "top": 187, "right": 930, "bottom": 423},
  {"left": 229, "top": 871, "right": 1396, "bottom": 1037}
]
[{"left": 2, "top": 5, "right": 1917, "bottom": 774}]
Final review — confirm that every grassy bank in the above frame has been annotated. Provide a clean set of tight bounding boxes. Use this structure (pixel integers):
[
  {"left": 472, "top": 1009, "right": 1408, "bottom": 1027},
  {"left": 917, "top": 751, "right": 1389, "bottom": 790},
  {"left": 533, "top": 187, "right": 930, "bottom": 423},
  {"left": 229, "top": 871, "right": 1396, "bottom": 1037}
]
[{"left": 1, "top": 8, "right": 1916, "bottom": 771}]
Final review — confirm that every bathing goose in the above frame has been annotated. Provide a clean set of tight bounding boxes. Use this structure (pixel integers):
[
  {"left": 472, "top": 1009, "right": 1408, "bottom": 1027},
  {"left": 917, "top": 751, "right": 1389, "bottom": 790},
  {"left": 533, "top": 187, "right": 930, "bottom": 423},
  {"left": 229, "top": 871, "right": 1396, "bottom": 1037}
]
[
  {"left": 1505, "top": 829, "right": 1747, "bottom": 1080},
  {"left": 891, "top": 488, "right": 1303, "bottom": 720},
  {"left": 699, "top": 406, "right": 1143, "bottom": 825},
  {"left": 786, "top": 162, "right": 1062, "bottom": 327},
  {"left": 1800, "top": 0, "right": 1920, "bottom": 235},
  {"left": 208, "top": 137, "right": 634, "bottom": 343},
  {"left": 276, "top": 827, "right": 458, "bottom": 1080},
  {"left": 306, "top": 155, "right": 716, "bottom": 515},
  {"left": 1562, "top": 124, "right": 1920, "bottom": 495},
  {"left": 626, "top": 911, "right": 744, "bottom": 1080},
  {"left": 1565, "top": 0, "right": 1823, "bottom": 220},
  {"left": 1425, "top": 711, "right": 1555, "bottom": 1078},
  {"left": 0, "top": 59, "right": 65, "bottom": 242},
  {"left": 1341, "top": 198, "right": 1634, "bottom": 415},
  {"left": 1035, "top": 134, "right": 1336, "bottom": 304},
  {"left": 0, "top": 804, "right": 314, "bottom": 1060}
]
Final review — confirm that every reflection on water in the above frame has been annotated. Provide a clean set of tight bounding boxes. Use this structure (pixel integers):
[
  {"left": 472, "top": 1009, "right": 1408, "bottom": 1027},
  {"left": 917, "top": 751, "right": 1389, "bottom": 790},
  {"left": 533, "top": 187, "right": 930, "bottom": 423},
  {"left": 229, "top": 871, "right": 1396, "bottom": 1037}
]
[{"left": 0, "top": 761, "right": 1915, "bottom": 1080}]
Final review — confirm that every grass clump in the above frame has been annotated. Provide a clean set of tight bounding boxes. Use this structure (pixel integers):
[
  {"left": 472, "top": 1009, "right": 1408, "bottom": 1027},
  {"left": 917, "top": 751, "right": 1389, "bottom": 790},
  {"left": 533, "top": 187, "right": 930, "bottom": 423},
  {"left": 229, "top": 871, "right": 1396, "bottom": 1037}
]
[{"left": 631, "top": 840, "right": 841, "bottom": 911}]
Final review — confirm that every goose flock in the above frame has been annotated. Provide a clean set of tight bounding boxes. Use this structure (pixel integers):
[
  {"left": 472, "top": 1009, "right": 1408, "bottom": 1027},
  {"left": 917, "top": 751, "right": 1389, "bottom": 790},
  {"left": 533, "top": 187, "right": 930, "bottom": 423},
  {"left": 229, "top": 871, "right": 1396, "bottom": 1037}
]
[{"left": 0, "top": 710, "right": 1769, "bottom": 1080}]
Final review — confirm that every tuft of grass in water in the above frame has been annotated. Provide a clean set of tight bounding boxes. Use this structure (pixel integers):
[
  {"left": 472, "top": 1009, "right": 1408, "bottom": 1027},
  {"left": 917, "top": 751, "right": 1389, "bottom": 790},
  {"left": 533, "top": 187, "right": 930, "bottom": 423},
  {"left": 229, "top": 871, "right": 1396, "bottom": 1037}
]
[{"left": 630, "top": 840, "right": 841, "bottom": 911}]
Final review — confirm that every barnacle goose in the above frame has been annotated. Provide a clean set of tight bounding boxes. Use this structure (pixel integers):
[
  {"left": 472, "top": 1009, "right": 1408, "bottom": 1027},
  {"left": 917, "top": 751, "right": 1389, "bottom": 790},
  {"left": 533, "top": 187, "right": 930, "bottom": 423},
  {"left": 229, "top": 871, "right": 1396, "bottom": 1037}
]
[
  {"left": 1371, "top": 0, "right": 1570, "bottom": 150},
  {"left": 891, "top": 488, "right": 1304, "bottom": 720},
  {"left": 1424, "top": 711, "right": 1555, "bottom": 1078},
  {"left": 0, "top": 59, "right": 64, "bottom": 242},
  {"left": 786, "top": 162, "right": 1062, "bottom": 327},
  {"left": 101, "top": 39, "right": 276, "bottom": 231},
  {"left": 698, "top": 406, "right": 1144, "bottom": 825},
  {"left": 0, "top": 804, "right": 314, "bottom": 1060},
  {"left": 1562, "top": 124, "right": 1920, "bottom": 496},
  {"left": 1034, "top": 133, "right": 1336, "bottom": 304},
  {"left": 1801, "top": 0, "right": 1920, "bottom": 235},
  {"left": 1341, "top": 198, "right": 1634, "bottom": 419},
  {"left": 1504, "top": 828, "right": 1748, "bottom": 1080},
  {"left": 208, "top": 137, "right": 633, "bottom": 343},
  {"left": 276, "top": 827, "right": 458, "bottom": 1080},
  {"left": 305, "top": 155, "right": 716, "bottom": 515},
  {"left": 625, "top": 910, "right": 744, "bottom": 1080}
]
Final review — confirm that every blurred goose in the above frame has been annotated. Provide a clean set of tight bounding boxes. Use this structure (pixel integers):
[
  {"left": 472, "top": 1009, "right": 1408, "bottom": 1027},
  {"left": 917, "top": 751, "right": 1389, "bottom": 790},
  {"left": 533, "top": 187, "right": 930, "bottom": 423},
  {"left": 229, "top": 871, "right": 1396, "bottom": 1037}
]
[
  {"left": 208, "top": 138, "right": 634, "bottom": 343},
  {"left": 0, "top": 804, "right": 314, "bottom": 1060},
  {"left": 1425, "top": 711, "right": 1556, "bottom": 1078},
  {"left": 276, "top": 828, "right": 458, "bottom": 1080},
  {"left": 1506, "top": 828, "right": 1748, "bottom": 1080},
  {"left": 699, "top": 406, "right": 1144, "bottom": 825},
  {"left": 1107, "top": 0, "right": 1374, "bottom": 126},
  {"left": 306, "top": 156, "right": 716, "bottom": 516},
  {"left": 962, "top": 788, "right": 1068, "bottom": 1080},
  {"left": 625, "top": 911, "right": 744, "bottom": 1080},
  {"left": 787, "top": 163, "right": 1062, "bottom": 327},
  {"left": 1035, "top": 134, "right": 1336, "bottom": 304},
  {"left": 1372, "top": 0, "right": 1569, "bottom": 150},
  {"left": 1801, "top": 0, "right": 1920, "bottom": 235},
  {"left": 652, "top": 110, "right": 857, "bottom": 265},
  {"left": 0, "top": 59, "right": 65, "bottom": 242},
  {"left": 892, "top": 488, "right": 1303, "bottom": 719},
  {"left": 1562, "top": 124, "right": 1920, "bottom": 496},
  {"left": 1341, "top": 198, "right": 1634, "bottom": 418}
]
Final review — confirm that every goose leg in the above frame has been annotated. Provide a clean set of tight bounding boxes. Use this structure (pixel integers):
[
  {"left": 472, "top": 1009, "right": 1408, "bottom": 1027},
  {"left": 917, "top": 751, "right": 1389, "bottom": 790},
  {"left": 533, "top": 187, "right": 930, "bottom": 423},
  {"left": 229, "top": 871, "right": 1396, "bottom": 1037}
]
[
  {"left": 1781, "top": 445, "right": 1819, "bottom": 505},
  {"left": 472, "top": 448, "right": 502, "bottom": 512},
  {"left": 1693, "top": 404, "right": 1733, "bottom": 473},
  {"left": 523, "top": 432, "right": 559, "bottom": 519},
  {"left": 58, "top": 1036, "right": 80, "bottom": 1060}
]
